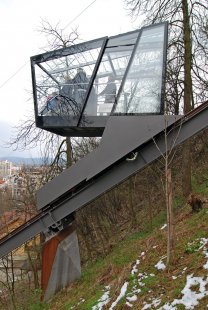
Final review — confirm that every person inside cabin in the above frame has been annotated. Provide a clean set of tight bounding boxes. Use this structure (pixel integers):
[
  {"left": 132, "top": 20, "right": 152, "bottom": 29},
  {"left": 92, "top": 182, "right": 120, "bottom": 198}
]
[
  {"left": 72, "top": 67, "right": 89, "bottom": 110},
  {"left": 60, "top": 75, "right": 74, "bottom": 99},
  {"left": 59, "top": 75, "right": 76, "bottom": 114},
  {"left": 98, "top": 74, "right": 117, "bottom": 104},
  {"left": 84, "top": 84, "right": 97, "bottom": 115},
  {"left": 73, "top": 67, "right": 88, "bottom": 90},
  {"left": 41, "top": 91, "right": 60, "bottom": 115}
]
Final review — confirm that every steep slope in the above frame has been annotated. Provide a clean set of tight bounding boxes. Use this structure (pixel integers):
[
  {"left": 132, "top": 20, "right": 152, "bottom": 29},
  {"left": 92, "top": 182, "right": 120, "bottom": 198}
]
[{"left": 47, "top": 199, "right": 208, "bottom": 310}]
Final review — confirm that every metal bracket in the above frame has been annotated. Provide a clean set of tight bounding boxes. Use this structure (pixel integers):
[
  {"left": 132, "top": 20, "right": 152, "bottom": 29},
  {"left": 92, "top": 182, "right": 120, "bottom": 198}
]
[{"left": 126, "top": 151, "right": 138, "bottom": 161}]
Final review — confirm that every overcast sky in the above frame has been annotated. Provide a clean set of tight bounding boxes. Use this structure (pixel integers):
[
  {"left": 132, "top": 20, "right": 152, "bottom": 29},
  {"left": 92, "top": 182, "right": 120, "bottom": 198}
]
[{"left": 0, "top": 0, "right": 138, "bottom": 158}]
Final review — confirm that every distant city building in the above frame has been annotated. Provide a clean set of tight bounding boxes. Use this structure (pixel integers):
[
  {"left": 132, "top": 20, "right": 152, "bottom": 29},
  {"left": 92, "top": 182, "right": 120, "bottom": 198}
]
[
  {"left": 0, "top": 160, "right": 12, "bottom": 178},
  {"left": 0, "top": 162, "right": 43, "bottom": 199}
]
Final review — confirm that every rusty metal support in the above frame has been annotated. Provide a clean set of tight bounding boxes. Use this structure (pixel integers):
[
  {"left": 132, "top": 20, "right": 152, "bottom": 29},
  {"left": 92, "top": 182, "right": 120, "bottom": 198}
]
[{"left": 41, "top": 223, "right": 80, "bottom": 301}]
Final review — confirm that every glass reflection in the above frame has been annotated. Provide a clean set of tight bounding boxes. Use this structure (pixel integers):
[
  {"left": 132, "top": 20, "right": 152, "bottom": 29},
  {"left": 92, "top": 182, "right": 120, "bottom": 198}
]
[
  {"left": 32, "top": 23, "right": 167, "bottom": 128},
  {"left": 83, "top": 31, "right": 139, "bottom": 116},
  {"left": 35, "top": 40, "right": 104, "bottom": 118},
  {"left": 114, "top": 24, "right": 166, "bottom": 114}
]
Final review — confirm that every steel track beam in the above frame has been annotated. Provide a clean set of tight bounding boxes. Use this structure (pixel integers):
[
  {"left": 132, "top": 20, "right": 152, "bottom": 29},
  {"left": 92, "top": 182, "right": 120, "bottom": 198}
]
[{"left": 0, "top": 102, "right": 208, "bottom": 258}]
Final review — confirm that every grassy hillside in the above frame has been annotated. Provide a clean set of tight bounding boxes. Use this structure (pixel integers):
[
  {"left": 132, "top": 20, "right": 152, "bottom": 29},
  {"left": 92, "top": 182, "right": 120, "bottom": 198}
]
[
  {"left": 1, "top": 199, "right": 207, "bottom": 309},
  {"left": 45, "top": 197, "right": 208, "bottom": 310},
  {"left": 1, "top": 131, "right": 208, "bottom": 310}
]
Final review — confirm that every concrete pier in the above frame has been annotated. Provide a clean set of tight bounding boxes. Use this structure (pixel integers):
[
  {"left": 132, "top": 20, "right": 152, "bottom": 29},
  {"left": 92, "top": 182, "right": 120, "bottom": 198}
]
[{"left": 41, "top": 224, "right": 81, "bottom": 301}]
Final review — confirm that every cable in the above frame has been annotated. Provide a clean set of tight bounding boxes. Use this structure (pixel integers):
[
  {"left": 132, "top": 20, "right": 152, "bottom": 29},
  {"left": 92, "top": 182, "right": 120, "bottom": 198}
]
[
  {"left": 0, "top": 0, "right": 98, "bottom": 90},
  {"left": 63, "top": 0, "right": 98, "bottom": 30},
  {"left": 0, "top": 60, "right": 29, "bottom": 89}
]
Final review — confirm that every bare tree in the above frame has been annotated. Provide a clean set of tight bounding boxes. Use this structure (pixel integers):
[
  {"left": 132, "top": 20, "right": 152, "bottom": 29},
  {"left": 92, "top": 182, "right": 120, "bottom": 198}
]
[
  {"left": 124, "top": 0, "right": 208, "bottom": 197},
  {"left": 38, "top": 19, "right": 79, "bottom": 50},
  {"left": 152, "top": 115, "right": 182, "bottom": 266},
  {"left": 8, "top": 21, "right": 80, "bottom": 173}
]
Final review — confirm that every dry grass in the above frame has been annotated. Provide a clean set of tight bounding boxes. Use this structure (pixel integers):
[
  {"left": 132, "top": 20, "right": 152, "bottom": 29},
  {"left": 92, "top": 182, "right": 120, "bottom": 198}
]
[{"left": 47, "top": 202, "right": 208, "bottom": 310}]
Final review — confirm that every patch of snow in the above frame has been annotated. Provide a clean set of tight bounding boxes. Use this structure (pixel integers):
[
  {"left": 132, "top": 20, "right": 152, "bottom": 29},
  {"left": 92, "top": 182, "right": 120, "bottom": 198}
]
[
  {"left": 182, "top": 267, "right": 187, "bottom": 274},
  {"left": 199, "top": 238, "right": 208, "bottom": 250},
  {"left": 126, "top": 295, "right": 137, "bottom": 302},
  {"left": 131, "top": 267, "right": 138, "bottom": 274},
  {"left": 202, "top": 240, "right": 208, "bottom": 269},
  {"left": 109, "top": 282, "right": 128, "bottom": 310},
  {"left": 131, "top": 259, "right": 140, "bottom": 274},
  {"left": 141, "top": 298, "right": 161, "bottom": 309},
  {"left": 160, "top": 224, "right": 167, "bottom": 230},
  {"left": 70, "top": 298, "right": 85, "bottom": 309},
  {"left": 155, "top": 260, "right": 166, "bottom": 270},
  {"left": 141, "top": 303, "right": 152, "bottom": 309},
  {"left": 204, "top": 250, "right": 208, "bottom": 259},
  {"left": 159, "top": 274, "right": 208, "bottom": 309},
  {"left": 173, "top": 274, "right": 208, "bottom": 309},
  {"left": 131, "top": 251, "right": 147, "bottom": 275},
  {"left": 138, "top": 272, "right": 147, "bottom": 279},
  {"left": 138, "top": 272, "right": 149, "bottom": 286},
  {"left": 131, "top": 287, "right": 141, "bottom": 295},
  {"left": 172, "top": 276, "right": 177, "bottom": 280},
  {"left": 92, "top": 286, "right": 110, "bottom": 310},
  {"left": 126, "top": 301, "right": 133, "bottom": 307},
  {"left": 78, "top": 298, "right": 85, "bottom": 304},
  {"left": 153, "top": 298, "right": 162, "bottom": 307},
  {"left": 159, "top": 305, "right": 177, "bottom": 310}
]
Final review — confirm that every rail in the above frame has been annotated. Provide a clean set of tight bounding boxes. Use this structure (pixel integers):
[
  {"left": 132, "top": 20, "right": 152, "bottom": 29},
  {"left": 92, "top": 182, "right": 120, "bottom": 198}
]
[{"left": 0, "top": 101, "right": 208, "bottom": 258}]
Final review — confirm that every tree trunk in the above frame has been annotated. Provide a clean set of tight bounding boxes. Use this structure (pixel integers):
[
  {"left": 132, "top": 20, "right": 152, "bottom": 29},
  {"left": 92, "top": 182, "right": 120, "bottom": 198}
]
[
  {"left": 66, "top": 137, "right": 73, "bottom": 168},
  {"left": 182, "top": 0, "right": 193, "bottom": 113},
  {"left": 182, "top": 140, "right": 192, "bottom": 197},
  {"left": 128, "top": 178, "right": 137, "bottom": 228},
  {"left": 182, "top": 0, "right": 193, "bottom": 197},
  {"left": 166, "top": 169, "right": 174, "bottom": 266}
]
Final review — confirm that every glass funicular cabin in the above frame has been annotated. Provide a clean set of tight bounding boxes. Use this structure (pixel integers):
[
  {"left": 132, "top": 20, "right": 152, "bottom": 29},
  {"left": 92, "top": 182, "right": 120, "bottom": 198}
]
[
  {"left": 31, "top": 22, "right": 168, "bottom": 137},
  {"left": 4, "top": 20, "right": 208, "bottom": 269}
]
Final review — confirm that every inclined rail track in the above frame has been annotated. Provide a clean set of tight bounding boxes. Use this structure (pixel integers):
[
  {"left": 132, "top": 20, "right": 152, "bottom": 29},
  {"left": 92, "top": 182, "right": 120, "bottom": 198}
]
[{"left": 0, "top": 101, "right": 208, "bottom": 258}]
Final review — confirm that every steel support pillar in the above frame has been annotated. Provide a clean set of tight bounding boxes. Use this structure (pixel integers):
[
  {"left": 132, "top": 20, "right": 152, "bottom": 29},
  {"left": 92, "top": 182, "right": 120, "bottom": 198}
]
[{"left": 41, "top": 223, "right": 81, "bottom": 301}]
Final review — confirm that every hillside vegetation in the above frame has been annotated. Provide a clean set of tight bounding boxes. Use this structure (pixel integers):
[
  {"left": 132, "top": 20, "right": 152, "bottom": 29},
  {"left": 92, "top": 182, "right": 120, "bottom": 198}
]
[
  {"left": 1, "top": 130, "right": 208, "bottom": 310},
  {"left": 47, "top": 199, "right": 208, "bottom": 310},
  {"left": 45, "top": 131, "right": 208, "bottom": 310}
]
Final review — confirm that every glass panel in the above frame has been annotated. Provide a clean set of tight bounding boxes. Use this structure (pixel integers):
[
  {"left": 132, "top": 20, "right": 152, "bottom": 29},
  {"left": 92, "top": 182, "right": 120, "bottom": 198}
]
[
  {"left": 83, "top": 31, "right": 139, "bottom": 116},
  {"left": 34, "top": 39, "right": 105, "bottom": 118},
  {"left": 114, "top": 24, "right": 166, "bottom": 114}
]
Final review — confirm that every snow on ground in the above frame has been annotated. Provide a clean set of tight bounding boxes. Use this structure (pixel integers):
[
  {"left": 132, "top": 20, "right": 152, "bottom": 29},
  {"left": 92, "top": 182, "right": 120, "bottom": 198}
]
[
  {"left": 158, "top": 238, "right": 208, "bottom": 310},
  {"left": 160, "top": 224, "right": 167, "bottom": 230},
  {"left": 69, "top": 237, "right": 208, "bottom": 309},
  {"left": 92, "top": 286, "right": 111, "bottom": 310},
  {"left": 158, "top": 274, "right": 208, "bottom": 309},
  {"left": 109, "top": 282, "right": 129, "bottom": 309},
  {"left": 70, "top": 298, "right": 85, "bottom": 309},
  {"left": 131, "top": 259, "right": 140, "bottom": 275},
  {"left": 124, "top": 251, "right": 150, "bottom": 308},
  {"left": 201, "top": 238, "right": 208, "bottom": 269},
  {"left": 155, "top": 259, "right": 166, "bottom": 271},
  {"left": 142, "top": 298, "right": 161, "bottom": 309}
]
